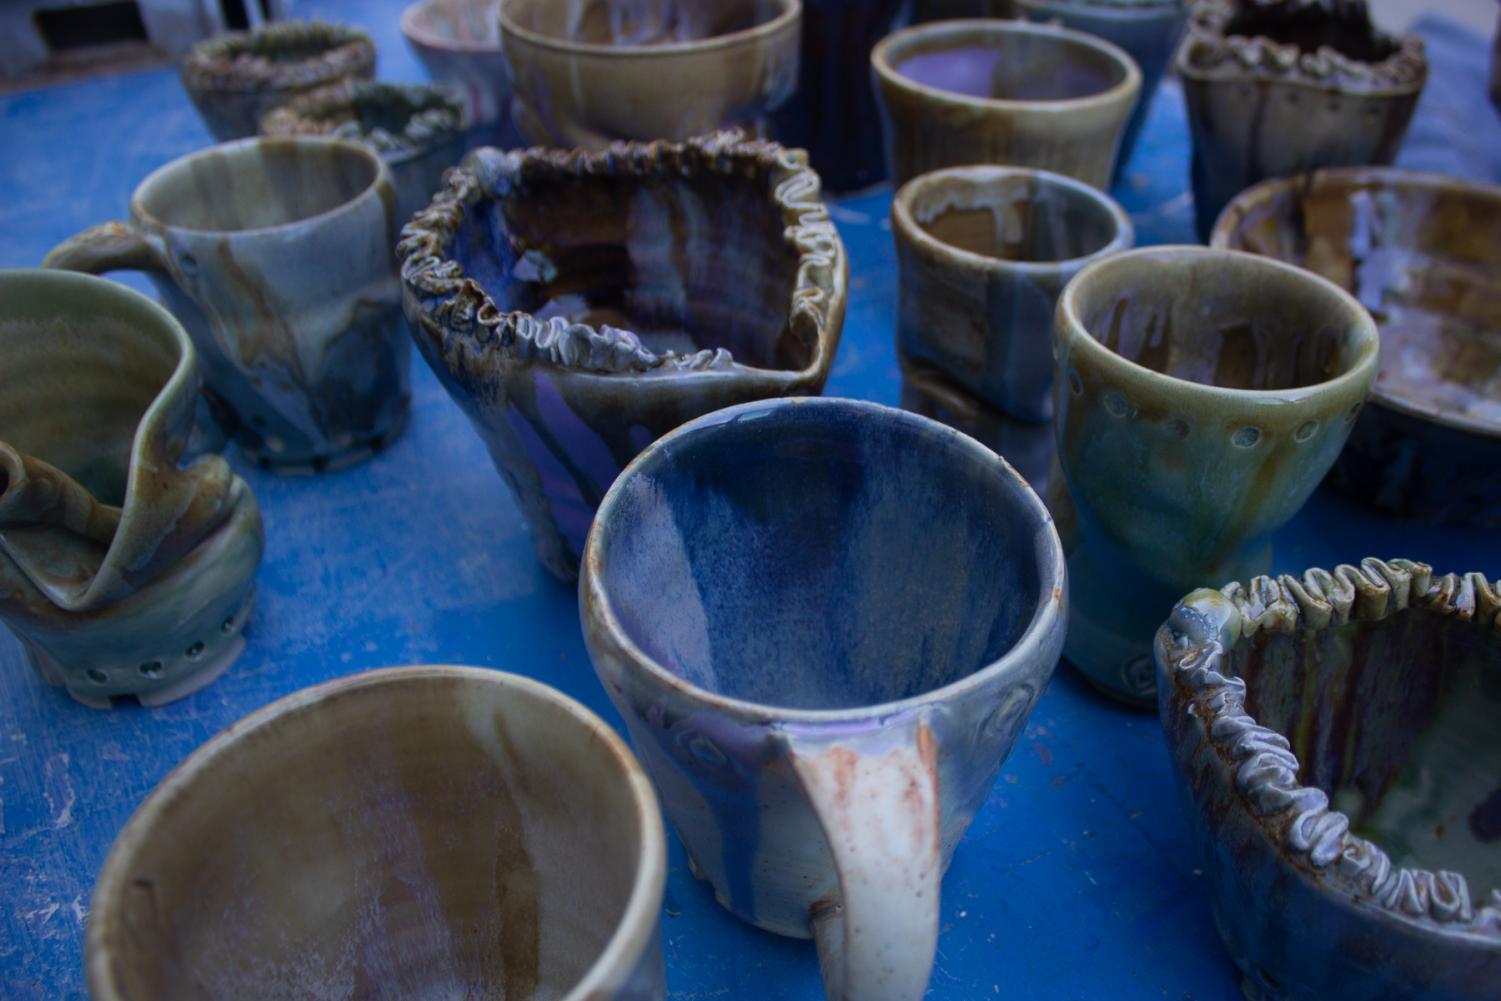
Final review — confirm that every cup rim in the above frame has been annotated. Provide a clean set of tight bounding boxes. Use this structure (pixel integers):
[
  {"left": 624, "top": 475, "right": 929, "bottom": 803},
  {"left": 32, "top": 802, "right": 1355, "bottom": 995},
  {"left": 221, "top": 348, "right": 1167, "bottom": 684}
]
[
  {"left": 84, "top": 665, "right": 667, "bottom": 1001},
  {"left": 581, "top": 396, "right": 1067, "bottom": 725},
  {"left": 1013, "top": 0, "right": 1189, "bottom": 22},
  {"left": 400, "top": 0, "right": 505, "bottom": 53},
  {"left": 497, "top": 0, "right": 800, "bottom": 59}
]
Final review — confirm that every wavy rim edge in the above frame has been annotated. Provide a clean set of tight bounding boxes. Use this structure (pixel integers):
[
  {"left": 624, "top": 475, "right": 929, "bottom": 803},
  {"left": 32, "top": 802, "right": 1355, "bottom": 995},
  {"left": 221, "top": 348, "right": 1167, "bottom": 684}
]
[
  {"left": 259, "top": 81, "right": 467, "bottom": 157},
  {"left": 181, "top": 20, "right": 376, "bottom": 93}
]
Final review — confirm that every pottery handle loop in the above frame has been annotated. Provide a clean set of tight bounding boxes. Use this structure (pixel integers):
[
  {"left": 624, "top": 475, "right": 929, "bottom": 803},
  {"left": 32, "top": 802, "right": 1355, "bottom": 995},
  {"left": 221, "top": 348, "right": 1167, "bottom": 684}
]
[
  {"left": 43, "top": 221, "right": 165, "bottom": 276},
  {"left": 786, "top": 723, "right": 942, "bottom": 1001}
]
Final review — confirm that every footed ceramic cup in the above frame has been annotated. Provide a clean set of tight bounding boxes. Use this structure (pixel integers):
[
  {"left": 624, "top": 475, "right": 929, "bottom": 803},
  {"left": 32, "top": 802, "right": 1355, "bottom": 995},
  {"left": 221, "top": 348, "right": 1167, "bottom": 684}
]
[
  {"left": 0, "top": 270, "right": 263, "bottom": 707},
  {"left": 46, "top": 136, "right": 410, "bottom": 472},
  {"left": 581, "top": 397, "right": 1067, "bottom": 1001},
  {"left": 1051, "top": 246, "right": 1380, "bottom": 705},
  {"left": 87, "top": 666, "right": 667, "bottom": 1001}
]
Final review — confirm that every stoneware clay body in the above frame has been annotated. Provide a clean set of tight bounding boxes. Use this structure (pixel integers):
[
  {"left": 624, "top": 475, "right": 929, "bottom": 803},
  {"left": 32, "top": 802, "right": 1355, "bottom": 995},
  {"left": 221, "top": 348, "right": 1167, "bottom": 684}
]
[
  {"left": 1050, "top": 246, "right": 1380, "bottom": 706},
  {"left": 86, "top": 666, "right": 667, "bottom": 1001},
  {"left": 400, "top": 0, "right": 518, "bottom": 148},
  {"left": 871, "top": 18, "right": 1140, "bottom": 189},
  {"left": 0, "top": 270, "right": 263, "bottom": 708},
  {"left": 180, "top": 20, "right": 376, "bottom": 141},
  {"left": 399, "top": 132, "right": 846, "bottom": 580},
  {"left": 1177, "top": 0, "right": 1427, "bottom": 239},
  {"left": 580, "top": 397, "right": 1067, "bottom": 1001},
  {"left": 498, "top": 0, "right": 802, "bottom": 148},
  {"left": 1156, "top": 559, "right": 1501, "bottom": 1001},
  {"left": 46, "top": 136, "right": 411, "bottom": 472},
  {"left": 1212, "top": 167, "right": 1501, "bottom": 528}
]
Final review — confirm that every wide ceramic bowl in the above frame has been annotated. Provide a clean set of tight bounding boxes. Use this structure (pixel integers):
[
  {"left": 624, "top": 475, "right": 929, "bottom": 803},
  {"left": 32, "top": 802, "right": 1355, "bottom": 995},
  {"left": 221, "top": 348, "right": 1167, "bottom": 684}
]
[
  {"left": 1212, "top": 167, "right": 1501, "bottom": 526},
  {"left": 400, "top": 0, "right": 516, "bottom": 146},
  {"left": 1156, "top": 558, "right": 1501, "bottom": 1001}
]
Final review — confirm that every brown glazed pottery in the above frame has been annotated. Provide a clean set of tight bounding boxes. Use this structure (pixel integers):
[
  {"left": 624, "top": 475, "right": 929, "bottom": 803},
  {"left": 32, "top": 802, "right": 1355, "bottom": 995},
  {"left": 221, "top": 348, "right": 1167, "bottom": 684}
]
[
  {"left": 498, "top": 0, "right": 802, "bottom": 148},
  {"left": 871, "top": 18, "right": 1141, "bottom": 189},
  {"left": 400, "top": 0, "right": 517, "bottom": 147},
  {"left": 180, "top": 20, "right": 376, "bottom": 141},
  {"left": 1157, "top": 558, "right": 1501, "bottom": 1001},
  {"left": 87, "top": 666, "right": 667, "bottom": 1000},
  {"left": 1212, "top": 167, "right": 1501, "bottom": 527}
]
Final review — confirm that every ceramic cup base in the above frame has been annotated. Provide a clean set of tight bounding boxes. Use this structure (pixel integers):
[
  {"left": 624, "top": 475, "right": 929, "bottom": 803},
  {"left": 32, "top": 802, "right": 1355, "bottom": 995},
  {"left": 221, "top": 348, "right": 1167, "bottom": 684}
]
[{"left": 239, "top": 407, "right": 409, "bottom": 474}]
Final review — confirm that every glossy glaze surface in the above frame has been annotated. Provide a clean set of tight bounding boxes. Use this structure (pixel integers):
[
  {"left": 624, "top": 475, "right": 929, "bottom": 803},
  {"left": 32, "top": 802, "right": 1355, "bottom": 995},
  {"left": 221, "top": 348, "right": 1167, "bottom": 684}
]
[{"left": 399, "top": 0, "right": 518, "bottom": 147}]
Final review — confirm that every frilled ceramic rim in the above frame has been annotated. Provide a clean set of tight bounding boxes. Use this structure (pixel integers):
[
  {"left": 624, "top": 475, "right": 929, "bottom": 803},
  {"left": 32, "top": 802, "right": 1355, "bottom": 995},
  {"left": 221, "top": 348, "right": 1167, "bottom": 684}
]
[
  {"left": 581, "top": 396, "right": 1067, "bottom": 725},
  {"left": 497, "top": 0, "right": 799, "bottom": 58},
  {"left": 893, "top": 165, "right": 1134, "bottom": 276},
  {"left": 400, "top": 0, "right": 504, "bottom": 53},
  {"left": 1156, "top": 558, "right": 1501, "bottom": 936},
  {"left": 1057, "top": 245, "right": 1381, "bottom": 403},
  {"left": 259, "top": 81, "right": 467, "bottom": 158},
  {"left": 397, "top": 131, "right": 845, "bottom": 378},
  {"left": 85, "top": 665, "right": 668, "bottom": 1001},
  {"left": 181, "top": 20, "right": 375, "bottom": 93},
  {"left": 1210, "top": 166, "right": 1501, "bottom": 442},
  {"left": 872, "top": 19, "right": 1141, "bottom": 113}
]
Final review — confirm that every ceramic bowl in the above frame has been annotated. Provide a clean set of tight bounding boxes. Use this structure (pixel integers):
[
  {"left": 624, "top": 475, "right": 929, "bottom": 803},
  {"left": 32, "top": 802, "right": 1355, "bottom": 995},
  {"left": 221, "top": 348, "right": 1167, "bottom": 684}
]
[
  {"left": 400, "top": 0, "right": 517, "bottom": 147},
  {"left": 398, "top": 132, "right": 846, "bottom": 580},
  {"left": 871, "top": 18, "right": 1141, "bottom": 189},
  {"left": 180, "top": 20, "right": 376, "bottom": 141},
  {"left": 498, "top": 0, "right": 802, "bottom": 148},
  {"left": 87, "top": 666, "right": 667, "bottom": 1001},
  {"left": 1212, "top": 167, "right": 1501, "bottom": 527},
  {"left": 1156, "top": 558, "right": 1501, "bottom": 1001}
]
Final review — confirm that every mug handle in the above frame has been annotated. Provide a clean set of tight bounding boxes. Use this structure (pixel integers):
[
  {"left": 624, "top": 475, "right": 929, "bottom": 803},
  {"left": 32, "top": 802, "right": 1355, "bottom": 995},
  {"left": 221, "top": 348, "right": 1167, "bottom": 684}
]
[
  {"left": 43, "top": 221, "right": 166, "bottom": 276},
  {"left": 784, "top": 722, "right": 941, "bottom": 1001}
]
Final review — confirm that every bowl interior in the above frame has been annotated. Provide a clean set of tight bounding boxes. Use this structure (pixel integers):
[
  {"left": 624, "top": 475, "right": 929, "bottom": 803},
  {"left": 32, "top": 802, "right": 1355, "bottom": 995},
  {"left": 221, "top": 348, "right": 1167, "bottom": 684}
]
[
  {"left": 407, "top": 0, "right": 500, "bottom": 45},
  {"left": 594, "top": 402, "right": 1048, "bottom": 711},
  {"left": 909, "top": 172, "right": 1123, "bottom": 264},
  {"left": 893, "top": 28, "right": 1127, "bottom": 103},
  {"left": 503, "top": 0, "right": 785, "bottom": 46}
]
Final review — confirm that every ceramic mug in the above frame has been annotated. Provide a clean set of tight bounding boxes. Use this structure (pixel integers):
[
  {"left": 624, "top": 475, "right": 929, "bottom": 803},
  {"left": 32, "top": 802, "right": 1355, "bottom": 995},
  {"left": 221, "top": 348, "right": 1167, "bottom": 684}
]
[
  {"left": 45, "top": 136, "right": 411, "bottom": 472},
  {"left": 581, "top": 397, "right": 1066, "bottom": 1001},
  {"left": 87, "top": 666, "right": 667, "bottom": 1001}
]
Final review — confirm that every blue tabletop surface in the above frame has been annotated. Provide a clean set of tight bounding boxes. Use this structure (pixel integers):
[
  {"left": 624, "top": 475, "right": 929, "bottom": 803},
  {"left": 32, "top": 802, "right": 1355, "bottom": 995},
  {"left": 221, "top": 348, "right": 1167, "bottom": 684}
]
[{"left": 1, "top": 6, "right": 1497, "bottom": 999}]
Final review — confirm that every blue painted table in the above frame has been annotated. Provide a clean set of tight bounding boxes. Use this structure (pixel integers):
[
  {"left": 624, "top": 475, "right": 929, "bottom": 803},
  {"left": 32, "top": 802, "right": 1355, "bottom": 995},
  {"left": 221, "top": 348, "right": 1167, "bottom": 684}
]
[{"left": 2, "top": 7, "right": 1497, "bottom": 999}]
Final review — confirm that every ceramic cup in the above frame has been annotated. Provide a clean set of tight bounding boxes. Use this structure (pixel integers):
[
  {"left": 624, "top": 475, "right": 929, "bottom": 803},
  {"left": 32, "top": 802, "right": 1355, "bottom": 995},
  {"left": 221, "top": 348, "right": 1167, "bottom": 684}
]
[
  {"left": 581, "top": 397, "right": 1067, "bottom": 1001},
  {"left": 1050, "top": 246, "right": 1380, "bottom": 706},
  {"left": 87, "top": 666, "right": 667, "bottom": 1001},
  {"left": 892, "top": 165, "right": 1133, "bottom": 423},
  {"left": 46, "top": 136, "right": 411, "bottom": 472},
  {"left": 0, "top": 269, "right": 263, "bottom": 708},
  {"left": 871, "top": 18, "right": 1140, "bottom": 189},
  {"left": 400, "top": 0, "right": 519, "bottom": 148},
  {"left": 498, "top": 0, "right": 802, "bottom": 148}
]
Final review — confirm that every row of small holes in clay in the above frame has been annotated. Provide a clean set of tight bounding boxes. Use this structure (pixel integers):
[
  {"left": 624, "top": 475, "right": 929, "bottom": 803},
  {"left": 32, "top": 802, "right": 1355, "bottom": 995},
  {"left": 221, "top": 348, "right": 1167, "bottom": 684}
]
[{"left": 82, "top": 615, "right": 239, "bottom": 686}]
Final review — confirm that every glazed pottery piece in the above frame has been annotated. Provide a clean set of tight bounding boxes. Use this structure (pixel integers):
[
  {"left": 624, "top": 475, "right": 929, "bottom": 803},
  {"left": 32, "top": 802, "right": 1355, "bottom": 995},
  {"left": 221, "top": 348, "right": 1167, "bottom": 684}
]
[
  {"left": 871, "top": 18, "right": 1140, "bottom": 189},
  {"left": 0, "top": 270, "right": 263, "bottom": 708},
  {"left": 581, "top": 397, "right": 1067, "bottom": 1001},
  {"left": 46, "top": 137, "right": 411, "bottom": 472},
  {"left": 1157, "top": 558, "right": 1501, "bottom": 1001},
  {"left": 909, "top": 0, "right": 1014, "bottom": 19},
  {"left": 87, "top": 666, "right": 667, "bottom": 1000},
  {"left": 1212, "top": 167, "right": 1501, "bottom": 527},
  {"left": 180, "top": 20, "right": 376, "bottom": 141},
  {"left": 1014, "top": 0, "right": 1188, "bottom": 181},
  {"left": 400, "top": 0, "right": 518, "bottom": 148},
  {"left": 1050, "top": 246, "right": 1379, "bottom": 706},
  {"left": 260, "top": 80, "right": 468, "bottom": 224},
  {"left": 892, "top": 165, "right": 1133, "bottom": 422},
  {"left": 1178, "top": 0, "right": 1427, "bottom": 239},
  {"left": 498, "top": 0, "right": 802, "bottom": 147},
  {"left": 398, "top": 132, "right": 846, "bottom": 580},
  {"left": 1492, "top": 14, "right": 1500, "bottom": 112}
]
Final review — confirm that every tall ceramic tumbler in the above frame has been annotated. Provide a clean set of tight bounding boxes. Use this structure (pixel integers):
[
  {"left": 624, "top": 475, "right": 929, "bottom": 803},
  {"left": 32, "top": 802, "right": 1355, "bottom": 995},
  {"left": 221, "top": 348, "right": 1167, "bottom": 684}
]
[
  {"left": 581, "top": 397, "right": 1067, "bottom": 1001},
  {"left": 1049, "top": 247, "right": 1380, "bottom": 706}
]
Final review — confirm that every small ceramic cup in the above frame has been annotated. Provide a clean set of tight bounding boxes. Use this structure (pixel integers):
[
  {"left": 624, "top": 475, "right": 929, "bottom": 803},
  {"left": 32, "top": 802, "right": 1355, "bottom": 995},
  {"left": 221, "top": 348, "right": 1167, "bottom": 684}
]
[
  {"left": 180, "top": 20, "right": 376, "bottom": 141},
  {"left": 871, "top": 18, "right": 1140, "bottom": 189},
  {"left": 1050, "top": 246, "right": 1380, "bottom": 706},
  {"left": 892, "top": 165, "right": 1133, "bottom": 423},
  {"left": 0, "top": 269, "right": 263, "bottom": 708},
  {"left": 400, "top": 0, "right": 518, "bottom": 148},
  {"left": 498, "top": 0, "right": 802, "bottom": 147},
  {"left": 87, "top": 666, "right": 667, "bottom": 1000},
  {"left": 581, "top": 397, "right": 1066, "bottom": 1001},
  {"left": 46, "top": 136, "right": 411, "bottom": 472}
]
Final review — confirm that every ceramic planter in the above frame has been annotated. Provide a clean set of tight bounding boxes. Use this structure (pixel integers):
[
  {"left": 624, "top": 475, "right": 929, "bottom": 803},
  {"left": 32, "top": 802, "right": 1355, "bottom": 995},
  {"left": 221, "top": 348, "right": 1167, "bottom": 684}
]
[
  {"left": 400, "top": 0, "right": 518, "bottom": 148},
  {"left": 180, "top": 20, "right": 376, "bottom": 141},
  {"left": 0, "top": 270, "right": 263, "bottom": 708},
  {"left": 1156, "top": 558, "right": 1501, "bottom": 1001},
  {"left": 399, "top": 132, "right": 846, "bottom": 580}
]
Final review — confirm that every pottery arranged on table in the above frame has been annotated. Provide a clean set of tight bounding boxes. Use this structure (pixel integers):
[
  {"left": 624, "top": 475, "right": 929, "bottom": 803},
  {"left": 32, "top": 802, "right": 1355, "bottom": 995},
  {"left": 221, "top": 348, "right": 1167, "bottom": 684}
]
[
  {"left": 1049, "top": 246, "right": 1380, "bottom": 705},
  {"left": 400, "top": 0, "right": 517, "bottom": 148},
  {"left": 180, "top": 20, "right": 376, "bottom": 141},
  {"left": 871, "top": 18, "right": 1140, "bottom": 189},
  {"left": 45, "top": 136, "right": 411, "bottom": 472},
  {"left": 1178, "top": 0, "right": 1427, "bottom": 239},
  {"left": 86, "top": 666, "right": 667, "bottom": 1000},
  {"left": 581, "top": 397, "right": 1066, "bottom": 1001},
  {"left": 399, "top": 132, "right": 846, "bottom": 580},
  {"left": 1156, "top": 558, "right": 1501, "bottom": 1001},
  {"left": 1212, "top": 167, "right": 1501, "bottom": 528},
  {"left": 0, "top": 270, "right": 263, "bottom": 708},
  {"left": 498, "top": 0, "right": 802, "bottom": 148}
]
